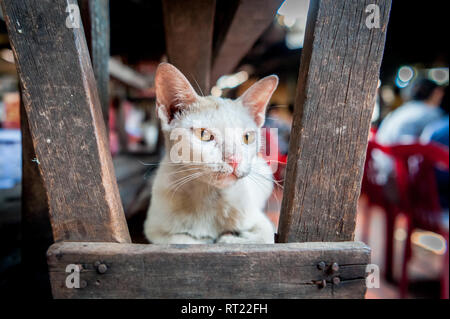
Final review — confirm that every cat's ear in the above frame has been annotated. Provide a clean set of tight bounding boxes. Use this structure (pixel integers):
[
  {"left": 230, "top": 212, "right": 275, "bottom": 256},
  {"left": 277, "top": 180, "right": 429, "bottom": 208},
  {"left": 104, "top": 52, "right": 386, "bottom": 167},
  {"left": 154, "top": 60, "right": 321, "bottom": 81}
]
[
  {"left": 155, "top": 63, "right": 198, "bottom": 124},
  {"left": 238, "top": 75, "right": 279, "bottom": 127}
]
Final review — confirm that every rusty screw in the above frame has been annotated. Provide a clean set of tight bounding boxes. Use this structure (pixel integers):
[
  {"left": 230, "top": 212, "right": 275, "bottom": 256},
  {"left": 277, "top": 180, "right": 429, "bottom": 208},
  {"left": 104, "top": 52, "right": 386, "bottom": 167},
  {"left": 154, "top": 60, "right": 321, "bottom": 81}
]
[
  {"left": 97, "top": 263, "right": 108, "bottom": 274},
  {"left": 332, "top": 277, "right": 341, "bottom": 285},
  {"left": 317, "top": 261, "right": 326, "bottom": 271},
  {"left": 330, "top": 262, "right": 339, "bottom": 274},
  {"left": 314, "top": 279, "right": 327, "bottom": 289}
]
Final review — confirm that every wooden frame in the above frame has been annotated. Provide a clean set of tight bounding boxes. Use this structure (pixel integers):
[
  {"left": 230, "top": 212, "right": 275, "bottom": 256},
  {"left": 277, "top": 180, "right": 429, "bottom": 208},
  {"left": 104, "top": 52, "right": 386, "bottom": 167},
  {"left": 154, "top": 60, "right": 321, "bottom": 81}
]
[
  {"left": 278, "top": 0, "right": 392, "bottom": 243},
  {"left": 211, "top": 0, "right": 284, "bottom": 84},
  {"left": 79, "top": 0, "right": 110, "bottom": 132},
  {"left": 48, "top": 242, "right": 370, "bottom": 299},
  {"left": 2, "top": 0, "right": 391, "bottom": 299}
]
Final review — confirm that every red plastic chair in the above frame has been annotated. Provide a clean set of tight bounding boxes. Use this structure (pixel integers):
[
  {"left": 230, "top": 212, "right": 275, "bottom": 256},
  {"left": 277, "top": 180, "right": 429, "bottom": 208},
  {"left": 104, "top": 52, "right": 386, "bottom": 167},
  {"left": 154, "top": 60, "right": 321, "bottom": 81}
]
[
  {"left": 361, "top": 141, "right": 401, "bottom": 282},
  {"left": 262, "top": 127, "right": 288, "bottom": 184},
  {"left": 362, "top": 141, "right": 449, "bottom": 298}
]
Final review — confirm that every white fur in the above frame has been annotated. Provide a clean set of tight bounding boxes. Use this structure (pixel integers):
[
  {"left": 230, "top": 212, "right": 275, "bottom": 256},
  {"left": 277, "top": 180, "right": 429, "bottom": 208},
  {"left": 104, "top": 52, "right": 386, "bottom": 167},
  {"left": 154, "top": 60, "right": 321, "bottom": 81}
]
[{"left": 144, "top": 64, "right": 277, "bottom": 244}]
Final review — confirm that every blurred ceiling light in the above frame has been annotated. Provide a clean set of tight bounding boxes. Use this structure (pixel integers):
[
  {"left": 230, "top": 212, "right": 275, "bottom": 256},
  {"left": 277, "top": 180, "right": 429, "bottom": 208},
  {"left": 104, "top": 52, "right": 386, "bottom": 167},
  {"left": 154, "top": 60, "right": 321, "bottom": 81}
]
[
  {"left": 428, "top": 67, "right": 449, "bottom": 85},
  {"left": 381, "top": 86, "right": 395, "bottom": 104},
  {"left": 395, "top": 77, "right": 409, "bottom": 89},
  {"left": 216, "top": 71, "right": 249, "bottom": 90},
  {"left": 282, "top": 16, "right": 297, "bottom": 28},
  {"left": 277, "top": 1, "right": 310, "bottom": 49},
  {"left": 411, "top": 231, "right": 447, "bottom": 255},
  {"left": 285, "top": 31, "right": 305, "bottom": 50},
  {"left": 211, "top": 86, "right": 222, "bottom": 97},
  {"left": 0, "top": 49, "right": 15, "bottom": 64},
  {"left": 277, "top": 0, "right": 310, "bottom": 21},
  {"left": 397, "top": 66, "right": 415, "bottom": 83}
]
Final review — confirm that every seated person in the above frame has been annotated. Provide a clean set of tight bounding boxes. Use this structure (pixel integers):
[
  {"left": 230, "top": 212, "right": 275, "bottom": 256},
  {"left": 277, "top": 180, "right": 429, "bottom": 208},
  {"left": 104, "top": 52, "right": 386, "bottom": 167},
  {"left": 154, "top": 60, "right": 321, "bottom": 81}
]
[{"left": 377, "top": 79, "right": 445, "bottom": 145}]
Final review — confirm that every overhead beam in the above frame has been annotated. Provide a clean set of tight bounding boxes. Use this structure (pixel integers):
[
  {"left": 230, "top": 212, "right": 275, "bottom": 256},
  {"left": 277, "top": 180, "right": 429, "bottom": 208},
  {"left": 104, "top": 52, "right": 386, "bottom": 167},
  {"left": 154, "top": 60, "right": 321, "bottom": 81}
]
[
  {"left": 277, "top": 0, "right": 392, "bottom": 243},
  {"left": 211, "top": 0, "right": 283, "bottom": 85},
  {"left": 162, "top": 0, "right": 216, "bottom": 95},
  {"left": 109, "top": 57, "right": 152, "bottom": 90}
]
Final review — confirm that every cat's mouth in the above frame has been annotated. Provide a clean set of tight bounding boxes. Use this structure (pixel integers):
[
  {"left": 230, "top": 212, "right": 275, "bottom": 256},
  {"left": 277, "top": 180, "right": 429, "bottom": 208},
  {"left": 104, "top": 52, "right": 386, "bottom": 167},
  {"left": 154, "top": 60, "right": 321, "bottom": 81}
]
[{"left": 213, "top": 172, "right": 239, "bottom": 188}]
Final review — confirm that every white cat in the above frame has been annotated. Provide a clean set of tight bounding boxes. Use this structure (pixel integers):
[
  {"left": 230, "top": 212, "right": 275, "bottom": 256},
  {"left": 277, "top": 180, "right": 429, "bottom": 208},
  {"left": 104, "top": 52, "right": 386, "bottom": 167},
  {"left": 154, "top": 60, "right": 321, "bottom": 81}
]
[{"left": 144, "top": 63, "right": 278, "bottom": 244}]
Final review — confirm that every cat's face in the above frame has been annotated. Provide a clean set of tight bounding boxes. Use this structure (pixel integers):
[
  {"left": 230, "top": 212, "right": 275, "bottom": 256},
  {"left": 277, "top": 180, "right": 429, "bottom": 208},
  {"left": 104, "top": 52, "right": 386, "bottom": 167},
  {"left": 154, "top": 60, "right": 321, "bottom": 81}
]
[{"left": 155, "top": 63, "right": 278, "bottom": 188}]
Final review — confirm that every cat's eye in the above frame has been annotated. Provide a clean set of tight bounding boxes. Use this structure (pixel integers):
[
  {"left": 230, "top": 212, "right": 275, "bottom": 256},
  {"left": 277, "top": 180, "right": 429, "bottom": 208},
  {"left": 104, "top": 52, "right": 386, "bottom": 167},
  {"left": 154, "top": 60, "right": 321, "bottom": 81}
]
[
  {"left": 194, "top": 128, "right": 214, "bottom": 142},
  {"left": 243, "top": 131, "right": 256, "bottom": 145}
]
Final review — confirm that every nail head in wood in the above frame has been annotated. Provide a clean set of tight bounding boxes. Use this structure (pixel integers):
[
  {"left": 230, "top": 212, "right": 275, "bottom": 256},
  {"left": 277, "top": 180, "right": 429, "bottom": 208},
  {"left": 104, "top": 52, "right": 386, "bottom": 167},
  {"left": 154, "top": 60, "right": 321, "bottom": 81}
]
[
  {"left": 315, "top": 279, "right": 327, "bottom": 289},
  {"left": 332, "top": 277, "right": 341, "bottom": 285},
  {"left": 97, "top": 263, "right": 107, "bottom": 274},
  {"left": 80, "top": 280, "right": 87, "bottom": 288},
  {"left": 317, "top": 261, "right": 326, "bottom": 271},
  {"left": 331, "top": 262, "right": 339, "bottom": 273}
]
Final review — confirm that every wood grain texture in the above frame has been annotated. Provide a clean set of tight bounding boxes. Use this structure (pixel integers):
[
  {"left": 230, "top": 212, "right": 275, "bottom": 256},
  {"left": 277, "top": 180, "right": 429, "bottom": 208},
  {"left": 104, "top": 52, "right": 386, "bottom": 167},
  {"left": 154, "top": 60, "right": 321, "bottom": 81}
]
[
  {"left": 212, "top": 0, "right": 240, "bottom": 62},
  {"left": 79, "top": 0, "right": 110, "bottom": 131},
  {"left": 162, "top": 0, "right": 216, "bottom": 94},
  {"left": 20, "top": 89, "right": 53, "bottom": 298},
  {"left": 2, "top": 0, "right": 130, "bottom": 243},
  {"left": 47, "top": 241, "right": 370, "bottom": 299},
  {"left": 211, "top": 0, "right": 283, "bottom": 84},
  {"left": 277, "top": 0, "right": 391, "bottom": 243}
]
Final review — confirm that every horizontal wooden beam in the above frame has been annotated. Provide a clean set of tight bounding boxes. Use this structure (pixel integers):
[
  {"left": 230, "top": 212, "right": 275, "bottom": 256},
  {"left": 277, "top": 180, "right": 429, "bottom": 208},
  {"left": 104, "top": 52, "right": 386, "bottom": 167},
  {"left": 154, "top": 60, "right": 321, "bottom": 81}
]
[
  {"left": 47, "top": 241, "right": 370, "bottom": 299},
  {"left": 109, "top": 58, "right": 152, "bottom": 90},
  {"left": 278, "top": 0, "right": 392, "bottom": 243}
]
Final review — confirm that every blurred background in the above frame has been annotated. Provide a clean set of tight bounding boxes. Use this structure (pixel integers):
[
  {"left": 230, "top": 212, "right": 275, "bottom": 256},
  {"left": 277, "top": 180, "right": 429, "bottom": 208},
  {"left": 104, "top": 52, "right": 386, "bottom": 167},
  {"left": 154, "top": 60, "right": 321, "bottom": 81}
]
[{"left": 0, "top": 0, "right": 448, "bottom": 298}]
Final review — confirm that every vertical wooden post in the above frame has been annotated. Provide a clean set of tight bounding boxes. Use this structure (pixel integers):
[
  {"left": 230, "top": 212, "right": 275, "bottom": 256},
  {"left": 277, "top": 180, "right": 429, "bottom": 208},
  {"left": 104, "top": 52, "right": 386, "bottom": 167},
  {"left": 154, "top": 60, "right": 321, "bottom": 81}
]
[
  {"left": 162, "top": 0, "right": 216, "bottom": 94},
  {"left": 2, "top": 0, "right": 131, "bottom": 243},
  {"left": 20, "top": 89, "right": 53, "bottom": 298},
  {"left": 79, "top": 0, "right": 110, "bottom": 131},
  {"left": 211, "top": 0, "right": 283, "bottom": 85},
  {"left": 278, "top": 0, "right": 391, "bottom": 243}
]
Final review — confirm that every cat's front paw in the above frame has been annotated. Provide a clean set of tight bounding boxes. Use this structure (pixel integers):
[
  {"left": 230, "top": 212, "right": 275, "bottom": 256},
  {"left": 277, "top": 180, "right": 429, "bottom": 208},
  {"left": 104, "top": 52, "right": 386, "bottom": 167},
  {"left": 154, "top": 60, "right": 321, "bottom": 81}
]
[{"left": 216, "top": 234, "right": 246, "bottom": 244}]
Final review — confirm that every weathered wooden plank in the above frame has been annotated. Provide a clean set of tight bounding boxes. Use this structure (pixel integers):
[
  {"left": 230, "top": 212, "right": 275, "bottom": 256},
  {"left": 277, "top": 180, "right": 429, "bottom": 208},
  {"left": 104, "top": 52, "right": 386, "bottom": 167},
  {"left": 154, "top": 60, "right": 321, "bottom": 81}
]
[
  {"left": 20, "top": 88, "right": 53, "bottom": 298},
  {"left": 162, "top": 0, "right": 216, "bottom": 94},
  {"left": 79, "top": 0, "right": 110, "bottom": 131},
  {"left": 211, "top": 0, "right": 283, "bottom": 85},
  {"left": 278, "top": 0, "right": 391, "bottom": 243},
  {"left": 212, "top": 0, "right": 240, "bottom": 61},
  {"left": 47, "top": 242, "right": 370, "bottom": 299},
  {"left": 109, "top": 57, "right": 151, "bottom": 90},
  {"left": 2, "top": 0, "right": 130, "bottom": 243}
]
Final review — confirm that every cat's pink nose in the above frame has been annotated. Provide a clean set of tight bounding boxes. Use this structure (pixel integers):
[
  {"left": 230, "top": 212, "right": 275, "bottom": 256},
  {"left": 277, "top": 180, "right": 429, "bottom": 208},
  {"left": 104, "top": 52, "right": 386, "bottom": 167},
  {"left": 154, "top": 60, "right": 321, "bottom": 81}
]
[{"left": 227, "top": 155, "right": 241, "bottom": 172}]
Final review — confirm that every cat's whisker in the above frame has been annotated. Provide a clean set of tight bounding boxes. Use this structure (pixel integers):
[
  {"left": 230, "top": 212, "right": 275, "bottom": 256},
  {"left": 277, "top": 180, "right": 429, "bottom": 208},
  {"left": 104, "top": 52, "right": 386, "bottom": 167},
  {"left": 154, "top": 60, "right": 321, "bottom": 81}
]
[
  {"left": 139, "top": 160, "right": 212, "bottom": 167},
  {"left": 168, "top": 172, "right": 202, "bottom": 190},
  {"left": 189, "top": 74, "right": 205, "bottom": 97},
  {"left": 170, "top": 171, "right": 207, "bottom": 200},
  {"left": 252, "top": 171, "right": 285, "bottom": 185},
  {"left": 251, "top": 170, "right": 284, "bottom": 190},
  {"left": 248, "top": 173, "right": 282, "bottom": 208},
  {"left": 168, "top": 167, "right": 203, "bottom": 176}
]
